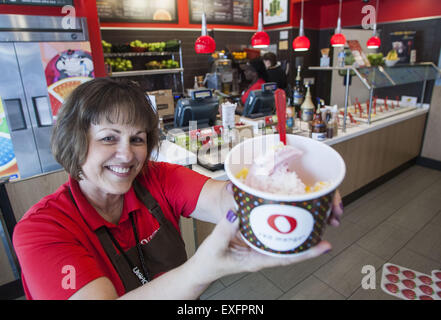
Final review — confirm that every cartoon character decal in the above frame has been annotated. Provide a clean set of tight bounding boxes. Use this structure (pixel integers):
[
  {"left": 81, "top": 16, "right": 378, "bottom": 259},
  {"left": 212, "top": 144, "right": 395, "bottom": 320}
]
[
  {"left": 45, "top": 49, "right": 94, "bottom": 83},
  {"left": 44, "top": 49, "right": 94, "bottom": 119}
]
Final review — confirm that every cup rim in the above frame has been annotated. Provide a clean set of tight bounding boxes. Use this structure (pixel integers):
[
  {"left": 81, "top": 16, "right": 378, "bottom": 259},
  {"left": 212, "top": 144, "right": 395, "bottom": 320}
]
[{"left": 225, "top": 134, "right": 346, "bottom": 202}]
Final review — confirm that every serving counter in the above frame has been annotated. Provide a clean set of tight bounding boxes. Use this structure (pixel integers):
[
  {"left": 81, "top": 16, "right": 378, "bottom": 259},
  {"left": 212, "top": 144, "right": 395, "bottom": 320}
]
[{"left": 191, "top": 105, "right": 429, "bottom": 247}]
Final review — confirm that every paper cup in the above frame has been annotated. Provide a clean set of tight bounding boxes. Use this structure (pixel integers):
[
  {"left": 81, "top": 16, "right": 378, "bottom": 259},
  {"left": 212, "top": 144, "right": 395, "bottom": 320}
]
[
  {"left": 221, "top": 102, "right": 237, "bottom": 129},
  {"left": 224, "top": 134, "right": 346, "bottom": 257}
]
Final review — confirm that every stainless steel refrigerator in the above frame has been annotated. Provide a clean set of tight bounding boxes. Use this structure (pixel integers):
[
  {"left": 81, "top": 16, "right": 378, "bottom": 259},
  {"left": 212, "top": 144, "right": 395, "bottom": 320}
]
[
  {"left": 0, "top": 14, "right": 95, "bottom": 299},
  {"left": 0, "top": 14, "right": 94, "bottom": 180}
]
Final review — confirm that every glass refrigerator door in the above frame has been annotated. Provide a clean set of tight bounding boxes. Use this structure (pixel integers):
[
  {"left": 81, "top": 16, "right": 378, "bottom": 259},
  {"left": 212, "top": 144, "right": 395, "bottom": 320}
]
[
  {"left": 14, "top": 42, "right": 61, "bottom": 174},
  {"left": 0, "top": 43, "right": 43, "bottom": 179}
]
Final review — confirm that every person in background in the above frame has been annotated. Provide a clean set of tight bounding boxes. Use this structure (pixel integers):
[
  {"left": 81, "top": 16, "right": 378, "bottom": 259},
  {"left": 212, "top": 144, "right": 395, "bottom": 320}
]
[
  {"left": 13, "top": 78, "right": 343, "bottom": 300},
  {"left": 240, "top": 58, "right": 268, "bottom": 105},
  {"left": 262, "top": 52, "right": 287, "bottom": 91}
]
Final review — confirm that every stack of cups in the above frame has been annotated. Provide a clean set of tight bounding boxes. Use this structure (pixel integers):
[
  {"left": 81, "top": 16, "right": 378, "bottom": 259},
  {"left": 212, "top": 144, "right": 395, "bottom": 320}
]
[{"left": 221, "top": 102, "right": 237, "bottom": 130}]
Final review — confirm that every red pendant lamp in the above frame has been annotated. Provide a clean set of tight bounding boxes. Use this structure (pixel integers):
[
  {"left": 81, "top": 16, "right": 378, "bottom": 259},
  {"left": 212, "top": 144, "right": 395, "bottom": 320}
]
[
  {"left": 330, "top": 0, "right": 346, "bottom": 47},
  {"left": 366, "top": 0, "right": 381, "bottom": 49},
  {"left": 195, "top": 13, "right": 216, "bottom": 54},
  {"left": 366, "top": 33, "right": 381, "bottom": 49},
  {"left": 251, "top": 6, "right": 270, "bottom": 48},
  {"left": 293, "top": 0, "right": 310, "bottom": 52}
]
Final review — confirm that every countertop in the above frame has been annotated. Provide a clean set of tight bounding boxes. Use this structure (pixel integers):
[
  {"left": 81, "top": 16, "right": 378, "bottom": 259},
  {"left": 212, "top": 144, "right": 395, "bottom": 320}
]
[{"left": 191, "top": 105, "right": 430, "bottom": 179}]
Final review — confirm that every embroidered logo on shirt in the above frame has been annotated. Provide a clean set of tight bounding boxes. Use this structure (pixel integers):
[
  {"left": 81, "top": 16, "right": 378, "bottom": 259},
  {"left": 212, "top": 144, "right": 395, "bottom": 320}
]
[{"left": 140, "top": 227, "right": 160, "bottom": 245}]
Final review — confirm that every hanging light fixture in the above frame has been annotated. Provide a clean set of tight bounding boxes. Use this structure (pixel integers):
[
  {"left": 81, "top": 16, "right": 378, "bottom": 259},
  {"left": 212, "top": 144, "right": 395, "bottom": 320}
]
[
  {"left": 195, "top": 12, "right": 216, "bottom": 54},
  {"left": 330, "top": 0, "right": 346, "bottom": 47},
  {"left": 366, "top": 0, "right": 381, "bottom": 49},
  {"left": 251, "top": 2, "right": 270, "bottom": 48},
  {"left": 293, "top": 0, "right": 310, "bottom": 52}
]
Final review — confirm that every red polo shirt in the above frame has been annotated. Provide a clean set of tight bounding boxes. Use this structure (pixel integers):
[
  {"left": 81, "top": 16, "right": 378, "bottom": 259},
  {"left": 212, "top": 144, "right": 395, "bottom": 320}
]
[
  {"left": 241, "top": 78, "right": 266, "bottom": 105},
  {"left": 12, "top": 162, "right": 210, "bottom": 300}
]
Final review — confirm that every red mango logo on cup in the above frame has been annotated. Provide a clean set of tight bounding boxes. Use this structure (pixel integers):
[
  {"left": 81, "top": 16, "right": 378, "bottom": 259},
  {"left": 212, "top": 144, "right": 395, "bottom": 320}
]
[
  {"left": 267, "top": 215, "right": 297, "bottom": 234},
  {"left": 248, "top": 204, "right": 315, "bottom": 252}
]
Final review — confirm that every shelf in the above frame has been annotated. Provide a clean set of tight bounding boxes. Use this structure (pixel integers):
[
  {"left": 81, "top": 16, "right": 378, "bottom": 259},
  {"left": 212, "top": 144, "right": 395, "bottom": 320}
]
[
  {"left": 109, "top": 68, "right": 184, "bottom": 77},
  {"left": 309, "top": 62, "right": 441, "bottom": 89},
  {"left": 309, "top": 62, "right": 440, "bottom": 130},
  {"left": 104, "top": 51, "right": 179, "bottom": 58}
]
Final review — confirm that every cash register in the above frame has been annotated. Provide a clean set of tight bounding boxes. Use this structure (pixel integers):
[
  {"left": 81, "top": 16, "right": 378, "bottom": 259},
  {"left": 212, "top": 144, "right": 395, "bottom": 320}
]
[
  {"left": 173, "top": 89, "right": 219, "bottom": 129},
  {"left": 242, "top": 82, "right": 277, "bottom": 118}
]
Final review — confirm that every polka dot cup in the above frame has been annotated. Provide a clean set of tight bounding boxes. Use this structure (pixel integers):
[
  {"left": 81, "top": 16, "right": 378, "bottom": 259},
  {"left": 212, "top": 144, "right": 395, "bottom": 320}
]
[{"left": 224, "top": 134, "right": 346, "bottom": 257}]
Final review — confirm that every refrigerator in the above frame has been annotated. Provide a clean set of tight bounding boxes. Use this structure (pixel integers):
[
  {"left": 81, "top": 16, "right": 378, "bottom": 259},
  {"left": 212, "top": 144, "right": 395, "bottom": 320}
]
[
  {"left": 0, "top": 14, "right": 94, "bottom": 299},
  {"left": 0, "top": 14, "right": 95, "bottom": 180}
]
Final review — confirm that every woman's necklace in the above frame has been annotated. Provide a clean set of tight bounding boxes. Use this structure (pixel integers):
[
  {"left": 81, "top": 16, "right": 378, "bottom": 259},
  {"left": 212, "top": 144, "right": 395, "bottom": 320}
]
[{"left": 97, "top": 197, "right": 124, "bottom": 225}]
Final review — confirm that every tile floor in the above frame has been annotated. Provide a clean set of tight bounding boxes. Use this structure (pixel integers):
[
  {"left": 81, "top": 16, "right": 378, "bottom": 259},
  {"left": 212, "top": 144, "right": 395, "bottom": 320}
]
[{"left": 200, "top": 165, "right": 441, "bottom": 300}]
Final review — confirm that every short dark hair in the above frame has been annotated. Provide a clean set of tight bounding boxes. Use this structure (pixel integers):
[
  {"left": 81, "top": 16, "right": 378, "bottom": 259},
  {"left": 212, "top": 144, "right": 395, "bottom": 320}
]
[
  {"left": 262, "top": 52, "right": 277, "bottom": 67},
  {"left": 51, "top": 77, "right": 159, "bottom": 180},
  {"left": 247, "top": 58, "right": 268, "bottom": 81}
]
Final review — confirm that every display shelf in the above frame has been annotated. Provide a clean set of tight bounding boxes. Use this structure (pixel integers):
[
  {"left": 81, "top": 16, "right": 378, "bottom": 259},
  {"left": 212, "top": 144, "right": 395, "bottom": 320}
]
[
  {"left": 310, "top": 62, "right": 441, "bottom": 89},
  {"left": 309, "top": 62, "right": 441, "bottom": 130},
  {"left": 104, "top": 51, "right": 179, "bottom": 58},
  {"left": 103, "top": 40, "right": 185, "bottom": 94},
  {"left": 109, "top": 68, "right": 184, "bottom": 77}
]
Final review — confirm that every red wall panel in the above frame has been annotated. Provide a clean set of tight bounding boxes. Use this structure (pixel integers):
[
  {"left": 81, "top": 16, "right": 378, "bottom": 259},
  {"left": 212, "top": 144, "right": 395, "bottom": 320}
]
[{"left": 318, "top": 0, "right": 441, "bottom": 29}]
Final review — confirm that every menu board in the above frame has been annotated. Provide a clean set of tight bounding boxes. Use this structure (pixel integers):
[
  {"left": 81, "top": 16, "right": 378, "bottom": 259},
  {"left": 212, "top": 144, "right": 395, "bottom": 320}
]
[
  {"left": 189, "top": 0, "right": 253, "bottom": 26},
  {"left": 2, "top": 0, "right": 73, "bottom": 5},
  {"left": 97, "top": 0, "right": 178, "bottom": 23}
]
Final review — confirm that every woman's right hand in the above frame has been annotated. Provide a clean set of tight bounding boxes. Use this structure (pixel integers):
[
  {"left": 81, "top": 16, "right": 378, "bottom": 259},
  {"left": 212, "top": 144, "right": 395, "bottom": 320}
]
[{"left": 188, "top": 210, "right": 332, "bottom": 286}]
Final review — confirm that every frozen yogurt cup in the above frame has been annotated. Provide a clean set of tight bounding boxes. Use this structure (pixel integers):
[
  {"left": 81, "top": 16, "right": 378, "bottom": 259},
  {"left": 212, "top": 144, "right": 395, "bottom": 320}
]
[{"left": 224, "top": 134, "right": 346, "bottom": 257}]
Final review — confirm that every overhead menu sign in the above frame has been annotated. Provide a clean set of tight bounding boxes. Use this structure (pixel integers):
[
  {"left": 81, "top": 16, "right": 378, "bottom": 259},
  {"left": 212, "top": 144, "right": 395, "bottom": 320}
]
[
  {"left": 2, "top": 0, "right": 73, "bottom": 5},
  {"left": 189, "top": 0, "right": 253, "bottom": 26},
  {"left": 96, "top": 0, "right": 178, "bottom": 23}
]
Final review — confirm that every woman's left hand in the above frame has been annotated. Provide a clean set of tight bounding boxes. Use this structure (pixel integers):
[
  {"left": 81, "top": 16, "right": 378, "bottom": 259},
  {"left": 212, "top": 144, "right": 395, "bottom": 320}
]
[{"left": 328, "top": 189, "right": 344, "bottom": 227}]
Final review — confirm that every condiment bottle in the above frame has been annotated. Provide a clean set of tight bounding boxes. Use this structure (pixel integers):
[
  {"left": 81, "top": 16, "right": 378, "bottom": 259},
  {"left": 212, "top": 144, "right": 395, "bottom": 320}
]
[
  {"left": 300, "top": 83, "right": 314, "bottom": 122},
  {"left": 193, "top": 76, "right": 199, "bottom": 89},
  {"left": 326, "top": 115, "right": 335, "bottom": 139},
  {"left": 292, "top": 65, "right": 305, "bottom": 114},
  {"left": 311, "top": 103, "right": 327, "bottom": 141},
  {"left": 331, "top": 105, "right": 338, "bottom": 137}
]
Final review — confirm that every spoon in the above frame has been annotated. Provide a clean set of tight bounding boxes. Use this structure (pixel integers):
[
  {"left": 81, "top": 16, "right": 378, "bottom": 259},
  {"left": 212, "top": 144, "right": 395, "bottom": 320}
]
[{"left": 274, "top": 88, "right": 287, "bottom": 145}]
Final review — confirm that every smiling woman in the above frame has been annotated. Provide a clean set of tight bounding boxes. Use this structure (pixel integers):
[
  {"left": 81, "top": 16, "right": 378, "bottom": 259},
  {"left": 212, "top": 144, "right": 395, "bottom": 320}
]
[
  {"left": 78, "top": 120, "right": 149, "bottom": 223},
  {"left": 51, "top": 78, "right": 159, "bottom": 181},
  {"left": 12, "top": 77, "right": 342, "bottom": 300}
]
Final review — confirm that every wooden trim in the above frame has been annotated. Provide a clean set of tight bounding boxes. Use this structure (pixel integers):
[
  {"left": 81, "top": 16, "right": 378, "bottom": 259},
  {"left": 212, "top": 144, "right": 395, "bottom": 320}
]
[
  {"left": 342, "top": 158, "right": 417, "bottom": 206},
  {"left": 194, "top": 220, "right": 216, "bottom": 248},
  {"left": 0, "top": 279, "right": 24, "bottom": 300},
  {"left": 416, "top": 156, "right": 441, "bottom": 171},
  {"left": 179, "top": 217, "right": 197, "bottom": 258},
  {"left": 331, "top": 114, "right": 427, "bottom": 197},
  {"left": 5, "top": 171, "right": 68, "bottom": 223}
]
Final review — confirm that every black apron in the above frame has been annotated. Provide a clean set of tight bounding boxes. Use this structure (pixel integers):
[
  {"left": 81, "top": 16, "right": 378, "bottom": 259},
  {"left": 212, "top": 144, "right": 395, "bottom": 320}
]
[{"left": 70, "top": 179, "right": 188, "bottom": 293}]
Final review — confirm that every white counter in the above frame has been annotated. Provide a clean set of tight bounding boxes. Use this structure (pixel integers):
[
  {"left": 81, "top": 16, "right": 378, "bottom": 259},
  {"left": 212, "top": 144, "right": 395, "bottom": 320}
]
[
  {"left": 324, "top": 105, "right": 430, "bottom": 146},
  {"left": 191, "top": 105, "right": 430, "bottom": 179},
  {"left": 153, "top": 139, "right": 197, "bottom": 167}
]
